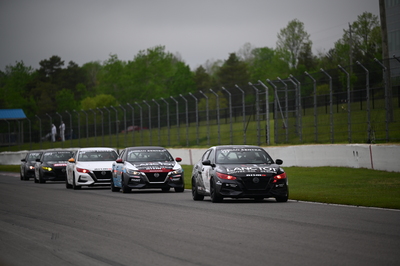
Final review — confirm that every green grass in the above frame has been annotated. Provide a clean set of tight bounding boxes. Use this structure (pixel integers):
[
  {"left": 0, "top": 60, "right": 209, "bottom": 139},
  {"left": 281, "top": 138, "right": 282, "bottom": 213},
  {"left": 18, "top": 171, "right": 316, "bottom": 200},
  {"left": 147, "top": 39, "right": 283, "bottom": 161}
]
[{"left": 3, "top": 164, "right": 399, "bottom": 209}]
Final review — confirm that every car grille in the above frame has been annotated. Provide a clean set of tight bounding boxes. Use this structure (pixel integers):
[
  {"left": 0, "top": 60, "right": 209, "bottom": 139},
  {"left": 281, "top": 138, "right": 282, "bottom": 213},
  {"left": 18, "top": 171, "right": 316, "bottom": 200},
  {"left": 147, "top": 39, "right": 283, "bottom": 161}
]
[
  {"left": 54, "top": 168, "right": 67, "bottom": 177},
  {"left": 241, "top": 176, "right": 272, "bottom": 190},
  {"left": 92, "top": 171, "right": 112, "bottom": 182},
  {"left": 144, "top": 172, "right": 168, "bottom": 183}
]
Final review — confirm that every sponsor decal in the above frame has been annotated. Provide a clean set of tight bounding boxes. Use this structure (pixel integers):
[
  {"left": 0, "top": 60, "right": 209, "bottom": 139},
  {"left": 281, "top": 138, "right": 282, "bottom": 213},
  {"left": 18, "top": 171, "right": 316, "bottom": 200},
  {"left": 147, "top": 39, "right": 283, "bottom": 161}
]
[
  {"left": 54, "top": 163, "right": 67, "bottom": 167},
  {"left": 227, "top": 166, "right": 277, "bottom": 174}
]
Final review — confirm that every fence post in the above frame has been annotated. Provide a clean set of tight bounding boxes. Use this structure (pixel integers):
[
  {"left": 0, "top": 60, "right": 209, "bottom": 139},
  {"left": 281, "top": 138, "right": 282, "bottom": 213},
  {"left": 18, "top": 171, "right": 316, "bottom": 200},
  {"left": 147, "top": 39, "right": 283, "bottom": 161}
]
[
  {"left": 289, "top": 75, "right": 302, "bottom": 142},
  {"left": 170, "top": 96, "right": 180, "bottom": 145},
  {"left": 305, "top": 72, "right": 318, "bottom": 143},
  {"left": 374, "top": 58, "right": 390, "bottom": 142},
  {"left": 103, "top": 107, "right": 111, "bottom": 147},
  {"left": 320, "top": 68, "right": 334, "bottom": 143},
  {"left": 179, "top": 94, "right": 189, "bottom": 147},
  {"left": 258, "top": 80, "right": 270, "bottom": 145},
  {"left": 143, "top": 100, "right": 152, "bottom": 146},
  {"left": 110, "top": 107, "right": 118, "bottom": 148},
  {"left": 189, "top": 93, "right": 199, "bottom": 146},
  {"left": 338, "top": 65, "right": 352, "bottom": 143},
  {"left": 152, "top": 99, "right": 161, "bottom": 146},
  {"left": 35, "top": 115, "right": 42, "bottom": 149},
  {"left": 221, "top": 87, "right": 233, "bottom": 145},
  {"left": 249, "top": 82, "right": 261, "bottom": 146},
  {"left": 209, "top": 89, "right": 220, "bottom": 145},
  {"left": 355, "top": 62, "right": 372, "bottom": 143},
  {"left": 160, "top": 98, "right": 170, "bottom": 146},
  {"left": 119, "top": 105, "right": 126, "bottom": 147},
  {"left": 199, "top": 90, "right": 210, "bottom": 146},
  {"left": 89, "top": 109, "right": 97, "bottom": 146},
  {"left": 277, "top": 78, "right": 289, "bottom": 142},
  {"left": 73, "top": 110, "right": 81, "bottom": 147},
  {"left": 235, "top": 85, "right": 246, "bottom": 144},
  {"left": 134, "top": 102, "right": 143, "bottom": 146},
  {"left": 267, "top": 79, "right": 278, "bottom": 144},
  {"left": 96, "top": 108, "right": 104, "bottom": 146}
]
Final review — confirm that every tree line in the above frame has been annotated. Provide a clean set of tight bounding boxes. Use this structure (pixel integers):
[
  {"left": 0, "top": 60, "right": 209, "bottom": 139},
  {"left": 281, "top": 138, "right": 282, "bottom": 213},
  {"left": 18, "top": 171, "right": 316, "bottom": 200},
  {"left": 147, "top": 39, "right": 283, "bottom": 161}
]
[{"left": 0, "top": 12, "right": 382, "bottom": 119}]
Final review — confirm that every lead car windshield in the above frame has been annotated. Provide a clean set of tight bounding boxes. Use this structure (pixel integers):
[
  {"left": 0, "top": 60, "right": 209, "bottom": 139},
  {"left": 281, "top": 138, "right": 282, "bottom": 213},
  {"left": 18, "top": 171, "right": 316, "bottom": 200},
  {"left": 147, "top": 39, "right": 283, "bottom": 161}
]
[
  {"left": 215, "top": 148, "right": 274, "bottom": 164},
  {"left": 127, "top": 150, "right": 174, "bottom": 162}
]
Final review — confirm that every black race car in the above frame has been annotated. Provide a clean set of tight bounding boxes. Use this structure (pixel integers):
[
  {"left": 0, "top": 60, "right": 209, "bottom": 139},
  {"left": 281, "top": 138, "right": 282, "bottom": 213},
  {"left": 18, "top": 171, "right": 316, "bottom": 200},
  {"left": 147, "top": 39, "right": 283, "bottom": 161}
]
[
  {"left": 20, "top": 151, "right": 42, "bottom": 180},
  {"left": 191, "top": 145, "right": 288, "bottom": 203},
  {"left": 34, "top": 150, "right": 74, "bottom": 183}
]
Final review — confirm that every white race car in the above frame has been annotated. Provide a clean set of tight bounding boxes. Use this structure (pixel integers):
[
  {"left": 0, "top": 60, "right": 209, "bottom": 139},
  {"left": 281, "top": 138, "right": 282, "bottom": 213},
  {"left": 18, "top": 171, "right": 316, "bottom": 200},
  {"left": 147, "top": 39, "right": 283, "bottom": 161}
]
[{"left": 66, "top": 147, "right": 118, "bottom": 189}]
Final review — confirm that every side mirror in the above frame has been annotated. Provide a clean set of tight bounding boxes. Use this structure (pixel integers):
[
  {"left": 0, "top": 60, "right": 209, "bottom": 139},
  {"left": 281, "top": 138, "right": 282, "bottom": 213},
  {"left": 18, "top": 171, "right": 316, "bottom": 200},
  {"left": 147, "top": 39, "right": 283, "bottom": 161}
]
[
  {"left": 36, "top": 158, "right": 40, "bottom": 162},
  {"left": 202, "top": 159, "right": 211, "bottom": 166},
  {"left": 68, "top": 158, "right": 75, "bottom": 163},
  {"left": 175, "top": 157, "right": 182, "bottom": 162},
  {"left": 275, "top": 159, "right": 283, "bottom": 165},
  {"left": 21, "top": 158, "right": 26, "bottom": 162},
  {"left": 116, "top": 158, "right": 123, "bottom": 163}
]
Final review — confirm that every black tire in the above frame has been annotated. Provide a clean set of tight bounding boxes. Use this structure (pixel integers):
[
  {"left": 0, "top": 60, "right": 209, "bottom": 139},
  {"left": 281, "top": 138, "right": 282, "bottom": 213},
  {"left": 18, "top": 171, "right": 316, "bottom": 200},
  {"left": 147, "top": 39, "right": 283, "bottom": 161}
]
[
  {"left": 210, "top": 178, "right": 223, "bottom": 203},
  {"left": 20, "top": 169, "right": 23, "bottom": 180},
  {"left": 38, "top": 171, "right": 46, "bottom": 184},
  {"left": 111, "top": 177, "right": 120, "bottom": 192},
  {"left": 275, "top": 188, "right": 289, "bottom": 202},
  {"left": 254, "top": 197, "right": 264, "bottom": 202},
  {"left": 23, "top": 171, "right": 30, "bottom": 181},
  {"left": 162, "top": 187, "right": 171, "bottom": 192},
  {"left": 174, "top": 187, "right": 184, "bottom": 193},
  {"left": 192, "top": 177, "right": 204, "bottom": 201},
  {"left": 72, "top": 174, "right": 81, "bottom": 190},
  {"left": 121, "top": 175, "right": 130, "bottom": 193},
  {"left": 34, "top": 173, "right": 38, "bottom": 183},
  {"left": 65, "top": 176, "right": 72, "bottom": 189}
]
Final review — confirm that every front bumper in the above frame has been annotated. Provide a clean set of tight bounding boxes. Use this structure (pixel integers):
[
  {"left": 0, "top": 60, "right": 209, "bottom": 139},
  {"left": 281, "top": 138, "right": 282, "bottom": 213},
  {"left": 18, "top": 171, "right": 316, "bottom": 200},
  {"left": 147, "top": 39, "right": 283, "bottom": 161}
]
[
  {"left": 215, "top": 177, "right": 288, "bottom": 199},
  {"left": 124, "top": 171, "right": 184, "bottom": 189},
  {"left": 42, "top": 167, "right": 67, "bottom": 181},
  {"left": 75, "top": 170, "right": 112, "bottom": 187}
]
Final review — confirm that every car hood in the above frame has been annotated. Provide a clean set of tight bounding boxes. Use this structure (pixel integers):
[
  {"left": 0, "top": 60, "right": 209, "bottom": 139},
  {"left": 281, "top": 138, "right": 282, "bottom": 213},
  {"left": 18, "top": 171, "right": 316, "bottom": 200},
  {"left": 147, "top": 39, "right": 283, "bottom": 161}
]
[
  {"left": 128, "top": 161, "right": 178, "bottom": 171},
  {"left": 76, "top": 161, "right": 114, "bottom": 170},
  {"left": 217, "top": 163, "right": 282, "bottom": 175}
]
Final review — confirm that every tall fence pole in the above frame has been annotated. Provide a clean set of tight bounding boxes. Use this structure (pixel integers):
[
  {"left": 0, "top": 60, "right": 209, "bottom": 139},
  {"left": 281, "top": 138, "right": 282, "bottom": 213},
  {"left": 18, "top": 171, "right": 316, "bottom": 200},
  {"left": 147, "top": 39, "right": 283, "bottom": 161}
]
[
  {"left": 249, "top": 82, "right": 261, "bottom": 146},
  {"left": 170, "top": 96, "right": 180, "bottom": 145},
  {"left": 258, "top": 80, "right": 270, "bottom": 145},
  {"left": 289, "top": 75, "right": 302, "bottom": 142},
  {"left": 305, "top": 72, "right": 318, "bottom": 143},
  {"left": 160, "top": 98, "right": 170, "bottom": 146},
  {"left": 143, "top": 100, "right": 152, "bottom": 145},
  {"left": 235, "top": 85, "right": 246, "bottom": 144},
  {"left": 35, "top": 115, "right": 42, "bottom": 149},
  {"left": 277, "top": 78, "right": 289, "bottom": 142},
  {"left": 356, "top": 62, "right": 372, "bottom": 143},
  {"left": 152, "top": 99, "right": 161, "bottom": 146},
  {"left": 189, "top": 93, "right": 199, "bottom": 145},
  {"left": 320, "top": 68, "right": 334, "bottom": 143},
  {"left": 179, "top": 94, "right": 189, "bottom": 147},
  {"left": 374, "top": 58, "right": 390, "bottom": 142},
  {"left": 81, "top": 109, "right": 89, "bottom": 146},
  {"left": 209, "top": 89, "right": 220, "bottom": 145},
  {"left": 65, "top": 111, "right": 72, "bottom": 147},
  {"left": 119, "top": 105, "right": 126, "bottom": 147},
  {"left": 222, "top": 87, "right": 233, "bottom": 145},
  {"left": 267, "top": 79, "right": 278, "bottom": 144},
  {"left": 96, "top": 108, "right": 104, "bottom": 146},
  {"left": 126, "top": 103, "right": 134, "bottom": 147},
  {"left": 89, "top": 109, "right": 97, "bottom": 146},
  {"left": 73, "top": 110, "right": 81, "bottom": 147},
  {"left": 110, "top": 106, "right": 118, "bottom": 148},
  {"left": 199, "top": 90, "right": 210, "bottom": 146},
  {"left": 338, "top": 65, "right": 352, "bottom": 143},
  {"left": 134, "top": 102, "right": 143, "bottom": 146},
  {"left": 56, "top": 112, "right": 63, "bottom": 148},
  {"left": 103, "top": 106, "right": 111, "bottom": 147}
]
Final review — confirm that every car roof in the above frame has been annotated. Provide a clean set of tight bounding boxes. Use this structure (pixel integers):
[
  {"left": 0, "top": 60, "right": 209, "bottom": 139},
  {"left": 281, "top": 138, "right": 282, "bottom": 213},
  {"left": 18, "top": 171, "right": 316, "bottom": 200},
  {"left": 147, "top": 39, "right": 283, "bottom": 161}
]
[
  {"left": 211, "top": 145, "right": 264, "bottom": 149},
  {"left": 77, "top": 147, "right": 116, "bottom": 152},
  {"left": 125, "top": 146, "right": 166, "bottom": 150}
]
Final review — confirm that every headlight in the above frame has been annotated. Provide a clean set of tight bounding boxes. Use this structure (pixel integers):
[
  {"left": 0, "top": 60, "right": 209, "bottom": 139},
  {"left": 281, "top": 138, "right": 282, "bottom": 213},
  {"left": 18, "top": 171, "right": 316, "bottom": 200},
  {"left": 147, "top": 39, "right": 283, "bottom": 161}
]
[
  {"left": 169, "top": 168, "right": 183, "bottom": 175},
  {"left": 42, "top": 166, "right": 52, "bottom": 171},
  {"left": 126, "top": 169, "right": 142, "bottom": 175}
]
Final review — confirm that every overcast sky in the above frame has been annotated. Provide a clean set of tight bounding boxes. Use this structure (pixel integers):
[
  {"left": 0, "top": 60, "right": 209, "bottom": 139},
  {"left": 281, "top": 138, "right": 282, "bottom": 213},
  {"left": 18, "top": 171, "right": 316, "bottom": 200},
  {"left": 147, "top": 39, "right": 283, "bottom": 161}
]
[{"left": 0, "top": 0, "right": 379, "bottom": 71}]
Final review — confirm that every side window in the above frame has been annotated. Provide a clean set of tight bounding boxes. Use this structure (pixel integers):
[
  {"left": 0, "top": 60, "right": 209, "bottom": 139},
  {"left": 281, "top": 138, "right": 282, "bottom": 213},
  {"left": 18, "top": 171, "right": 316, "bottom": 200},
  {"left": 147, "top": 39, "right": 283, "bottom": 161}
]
[
  {"left": 202, "top": 150, "right": 211, "bottom": 161},
  {"left": 207, "top": 149, "right": 215, "bottom": 163}
]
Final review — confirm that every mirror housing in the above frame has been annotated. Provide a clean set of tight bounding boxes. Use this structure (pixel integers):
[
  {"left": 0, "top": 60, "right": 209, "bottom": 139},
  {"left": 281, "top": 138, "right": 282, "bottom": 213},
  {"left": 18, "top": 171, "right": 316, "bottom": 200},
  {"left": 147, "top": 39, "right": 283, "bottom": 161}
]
[
  {"left": 175, "top": 157, "right": 182, "bottom": 162},
  {"left": 116, "top": 158, "right": 123, "bottom": 163},
  {"left": 275, "top": 159, "right": 283, "bottom": 165},
  {"left": 68, "top": 158, "right": 75, "bottom": 163}
]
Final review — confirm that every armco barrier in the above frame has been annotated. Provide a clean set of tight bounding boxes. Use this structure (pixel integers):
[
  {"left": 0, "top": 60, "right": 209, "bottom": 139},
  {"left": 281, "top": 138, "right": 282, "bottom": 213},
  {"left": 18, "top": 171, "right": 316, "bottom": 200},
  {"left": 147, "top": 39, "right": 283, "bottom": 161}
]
[{"left": 1, "top": 144, "right": 399, "bottom": 172}]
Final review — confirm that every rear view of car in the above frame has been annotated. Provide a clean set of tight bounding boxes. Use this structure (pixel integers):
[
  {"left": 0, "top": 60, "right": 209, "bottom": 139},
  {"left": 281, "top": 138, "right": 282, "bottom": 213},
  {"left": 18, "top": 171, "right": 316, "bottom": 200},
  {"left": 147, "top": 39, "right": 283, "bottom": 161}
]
[
  {"left": 66, "top": 147, "right": 118, "bottom": 189},
  {"left": 34, "top": 150, "right": 74, "bottom": 183},
  {"left": 20, "top": 151, "right": 42, "bottom": 180},
  {"left": 111, "top": 146, "right": 184, "bottom": 193}
]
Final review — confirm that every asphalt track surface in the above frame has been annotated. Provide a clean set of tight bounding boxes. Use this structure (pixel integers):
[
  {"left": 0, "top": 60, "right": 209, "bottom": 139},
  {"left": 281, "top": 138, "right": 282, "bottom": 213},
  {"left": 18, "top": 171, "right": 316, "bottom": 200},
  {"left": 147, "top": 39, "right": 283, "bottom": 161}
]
[{"left": 0, "top": 172, "right": 399, "bottom": 266}]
